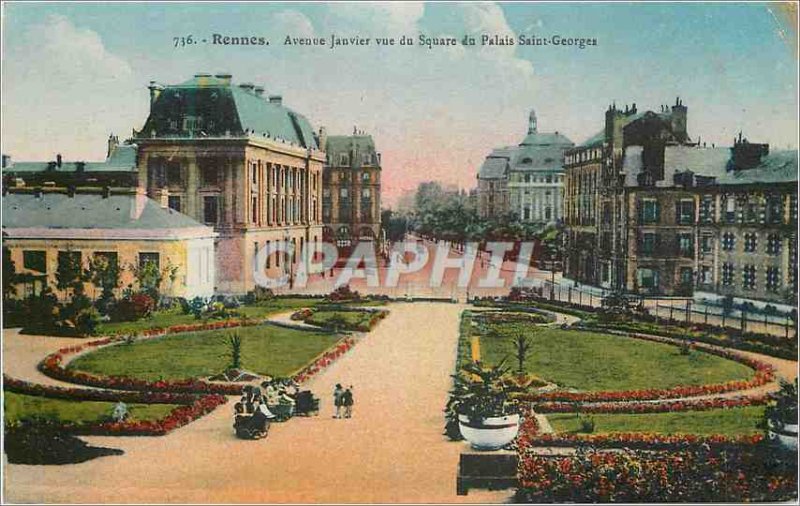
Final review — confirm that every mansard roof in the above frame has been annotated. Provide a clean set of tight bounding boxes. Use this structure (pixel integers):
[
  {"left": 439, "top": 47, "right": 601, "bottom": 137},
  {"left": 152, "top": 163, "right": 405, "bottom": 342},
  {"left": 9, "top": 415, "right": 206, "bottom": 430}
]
[{"left": 138, "top": 75, "right": 318, "bottom": 149}]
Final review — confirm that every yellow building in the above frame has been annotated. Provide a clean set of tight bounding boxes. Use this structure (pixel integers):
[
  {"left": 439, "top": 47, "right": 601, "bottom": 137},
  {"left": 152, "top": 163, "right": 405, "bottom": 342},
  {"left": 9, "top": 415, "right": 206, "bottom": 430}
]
[{"left": 2, "top": 189, "right": 216, "bottom": 300}]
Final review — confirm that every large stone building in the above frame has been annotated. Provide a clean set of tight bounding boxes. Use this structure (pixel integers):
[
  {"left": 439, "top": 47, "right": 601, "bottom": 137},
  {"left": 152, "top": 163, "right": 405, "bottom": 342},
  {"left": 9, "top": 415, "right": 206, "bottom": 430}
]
[
  {"left": 564, "top": 100, "right": 692, "bottom": 291},
  {"left": 133, "top": 73, "right": 325, "bottom": 293},
  {"left": 3, "top": 189, "right": 216, "bottom": 300},
  {"left": 564, "top": 100, "right": 798, "bottom": 307},
  {"left": 477, "top": 110, "right": 573, "bottom": 225},
  {"left": 322, "top": 131, "right": 382, "bottom": 249}
]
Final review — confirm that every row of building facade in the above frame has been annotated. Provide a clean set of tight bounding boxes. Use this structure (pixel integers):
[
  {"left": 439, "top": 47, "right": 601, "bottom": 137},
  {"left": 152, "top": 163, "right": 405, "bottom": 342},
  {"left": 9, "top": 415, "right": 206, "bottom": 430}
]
[
  {"left": 2, "top": 73, "right": 383, "bottom": 298},
  {"left": 477, "top": 100, "right": 797, "bottom": 309}
]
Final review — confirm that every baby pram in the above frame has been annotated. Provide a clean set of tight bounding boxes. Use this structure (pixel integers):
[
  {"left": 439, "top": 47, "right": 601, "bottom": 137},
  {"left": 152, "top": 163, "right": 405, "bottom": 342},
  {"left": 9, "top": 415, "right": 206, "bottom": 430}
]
[
  {"left": 293, "top": 390, "right": 320, "bottom": 417},
  {"left": 233, "top": 412, "right": 270, "bottom": 439},
  {"left": 269, "top": 398, "right": 295, "bottom": 422}
]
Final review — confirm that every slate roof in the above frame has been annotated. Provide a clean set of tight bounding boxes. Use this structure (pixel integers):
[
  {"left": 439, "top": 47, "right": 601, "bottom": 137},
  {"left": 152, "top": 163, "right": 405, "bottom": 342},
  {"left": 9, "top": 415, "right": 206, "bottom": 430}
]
[
  {"left": 519, "top": 131, "right": 574, "bottom": 147},
  {"left": 623, "top": 145, "right": 798, "bottom": 187},
  {"left": 325, "top": 135, "right": 377, "bottom": 162},
  {"left": 2, "top": 192, "right": 214, "bottom": 239},
  {"left": 138, "top": 75, "right": 318, "bottom": 149},
  {"left": 5, "top": 145, "right": 138, "bottom": 173},
  {"left": 478, "top": 130, "right": 573, "bottom": 179},
  {"left": 716, "top": 150, "right": 798, "bottom": 185}
]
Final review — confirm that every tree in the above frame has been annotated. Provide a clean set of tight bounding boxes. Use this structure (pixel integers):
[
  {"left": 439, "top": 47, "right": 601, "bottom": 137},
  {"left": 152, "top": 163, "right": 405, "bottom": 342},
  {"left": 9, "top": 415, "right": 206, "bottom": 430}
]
[
  {"left": 511, "top": 333, "right": 533, "bottom": 374},
  {"left": 55, "top": 250, "right": 87, "bottom": 296},
  {"left": 86, "top": 254, "right": 120, "bottom": 312},
  {"left": 2, "top": 247, "right": 18, "bottom": 300},
  {"left": 130, "top": 260, "right": 178, "bottom": 303}
]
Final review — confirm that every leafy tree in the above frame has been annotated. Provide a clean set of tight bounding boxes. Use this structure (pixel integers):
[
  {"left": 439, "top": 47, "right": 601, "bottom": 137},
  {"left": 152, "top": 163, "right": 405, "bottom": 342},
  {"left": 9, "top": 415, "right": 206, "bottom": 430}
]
[
  {"left": 55, "top": 250, "right": 87, "bottom": 295},
  {"left": 2, "top": 247, "right": 19, "bottom": 300},
  {"left": 85, "top": 254, "right": 120, "bottom": 312}
]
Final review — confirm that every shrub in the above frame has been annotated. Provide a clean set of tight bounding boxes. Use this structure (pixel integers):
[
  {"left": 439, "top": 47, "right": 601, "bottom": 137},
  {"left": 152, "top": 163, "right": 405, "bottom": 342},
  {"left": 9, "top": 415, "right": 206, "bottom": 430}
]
[
  {"left": 327, "top": 284, "right": 360, "bottom": 302},
  {"left": 112, "top": 293, "right": 156, "bottom": 322},
  {"left": 188, "top": 297, "right": 206, "bottom": 319},
  {"left": 578, "top": 415, "right": 595, "bottom": 433},
  {"left": 243, "top": 286, "right": 275, "bottom": 305},
  {"left": 4, "top": 417, "right": 123, "bottom": 464}
]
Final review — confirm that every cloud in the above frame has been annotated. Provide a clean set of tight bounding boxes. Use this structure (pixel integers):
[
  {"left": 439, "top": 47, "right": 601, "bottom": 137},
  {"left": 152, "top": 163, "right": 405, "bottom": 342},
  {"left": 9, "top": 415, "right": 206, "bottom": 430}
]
[
  {"left": 3, "top": 15, "right": 140, "bottom": 161},
  {"left": 323, "top": 3, "right": 425, "bottom": 35},
  {"left": 13, "top": 14, "right": 132, "bottom": 84},
  {"left": 272, "top": 10, "right": 316, "bottom": 39}
]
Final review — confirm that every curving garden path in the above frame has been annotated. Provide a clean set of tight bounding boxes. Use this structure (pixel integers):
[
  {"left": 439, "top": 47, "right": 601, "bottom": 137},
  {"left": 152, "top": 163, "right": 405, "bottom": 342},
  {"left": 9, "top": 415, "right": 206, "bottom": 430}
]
[{"left": 3, "top": 303, "right": 509, "bottom": 503}]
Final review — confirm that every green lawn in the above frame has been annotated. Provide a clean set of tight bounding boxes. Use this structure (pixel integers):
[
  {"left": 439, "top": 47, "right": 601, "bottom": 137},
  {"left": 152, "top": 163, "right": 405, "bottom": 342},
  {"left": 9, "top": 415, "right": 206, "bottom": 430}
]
[
  {"left": 3, "top": 392, "right": 178, "bottom": 425},
  {"left": 472, "top": 315, "right": 754, "bottom": 391},
  {"left": 96, "top": 297, "right": 384, "bottom": 335},
  {"left": 68, "top": 324, "right": 342, "bottom": 381},
  {"left": 547, "top": 406, "right": 765, "bottom": 437}
]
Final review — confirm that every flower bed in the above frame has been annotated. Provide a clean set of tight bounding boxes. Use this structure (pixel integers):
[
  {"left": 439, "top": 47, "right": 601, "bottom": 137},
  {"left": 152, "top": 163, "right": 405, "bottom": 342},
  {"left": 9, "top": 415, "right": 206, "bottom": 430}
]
[
  {"left": 3, "top": 375, "right": 200, "bottom": 404},
  {"left": 516, "top": 444, "right": 797, "bottom": 502},
  {"left": 292, "top": 307, "right": 389, "bottom": 332},
  {"left": 291, "top": 337, "right": 356, "bottom": 383},
  {"left": 3, "top": 376, "right": 227, "bottom": 436},
  {"left": 515, "top": 330, "right": 774, "bottom": 403},
  {"left": 532, "top": 394, "right": 770, "bottom": 414},
  {"left": 586, "top": 320, "right": 797, "bottom": 361},
  {"left": 39, "top": 330, "right": 358, "bottom": 395},
  {"left": 517, "top": 409, "right": 764, "bottom": 450},
  {"left": 50, "top": 394, "right": 227, "bottom": 436}
]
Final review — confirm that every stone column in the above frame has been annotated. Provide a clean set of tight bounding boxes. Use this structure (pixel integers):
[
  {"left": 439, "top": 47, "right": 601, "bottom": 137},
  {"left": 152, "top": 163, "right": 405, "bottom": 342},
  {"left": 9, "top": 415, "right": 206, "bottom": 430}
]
[
  {"left": 186, "top": 156, "right": 199, "bottom": 221},
  {"left": 223, "top": 158, "right": 234, "bottom": 225}
]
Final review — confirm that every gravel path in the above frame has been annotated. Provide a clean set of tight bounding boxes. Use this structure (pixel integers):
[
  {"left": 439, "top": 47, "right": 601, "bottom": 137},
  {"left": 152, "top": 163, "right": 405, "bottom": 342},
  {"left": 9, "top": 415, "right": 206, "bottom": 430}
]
[{"left": 3, "top": 303, "right": 509, "bottom": 503}]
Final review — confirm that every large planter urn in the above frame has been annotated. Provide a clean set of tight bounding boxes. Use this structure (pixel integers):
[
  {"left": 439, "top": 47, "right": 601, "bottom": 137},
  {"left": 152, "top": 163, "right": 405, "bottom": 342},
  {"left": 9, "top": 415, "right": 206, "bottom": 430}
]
[
  {"left": 458, "top": 413, "right": 521, "bottom": 451},
  {"left": 768, "top": 419, "right": 798, "bottom": 451}
]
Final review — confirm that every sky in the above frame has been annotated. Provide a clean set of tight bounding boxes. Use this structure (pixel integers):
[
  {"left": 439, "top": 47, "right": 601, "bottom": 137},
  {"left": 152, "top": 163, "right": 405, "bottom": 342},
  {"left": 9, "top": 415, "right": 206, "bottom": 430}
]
[{"left": 2, "top": 2, "right": 797, "bottom": 206}]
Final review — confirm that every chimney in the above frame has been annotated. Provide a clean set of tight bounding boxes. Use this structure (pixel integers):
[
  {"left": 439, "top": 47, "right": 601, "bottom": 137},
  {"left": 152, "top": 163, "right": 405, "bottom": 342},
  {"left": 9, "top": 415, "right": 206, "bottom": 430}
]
[
  {"left": 215, "top": 73, "right": 232, "bottom": 84},
  {"left": 318, "top": 126, "right": 328, "bottom": 151},
  {"left": 159, "top": 189, "right": 170, "bottom": 208},
  {"left": 107, "top": 133, "right": 119, "bottom": 158},
  {"left": 56, "top": 154, "right": 62, "bottom": 168},
  {"left": 254, "top": 86, "right": 265, "bottom": 97},
  {"left": 148, "top": 81, "right": 164, "bottom": 111},
  {"left": 269, "top": 95, "right": 282, "bottom": 105},
  {"left": 731, "top": 136, "right": 769, "bottom": 171},
  {"left": 670, "top": 97, "right": 688, "bottom": 143},
  {"left": 239, "top": 83, "right": 256, "bottom": 93}
]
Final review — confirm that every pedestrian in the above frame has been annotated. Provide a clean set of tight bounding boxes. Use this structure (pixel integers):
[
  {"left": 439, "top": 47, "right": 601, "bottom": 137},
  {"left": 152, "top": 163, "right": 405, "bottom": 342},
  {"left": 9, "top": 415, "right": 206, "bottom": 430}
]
[
  {"left": 333, "top": 383, "right": 344, "bottom": 419},
  {"left": 342, "top": 385, "right": 354, "bottom": 419}
]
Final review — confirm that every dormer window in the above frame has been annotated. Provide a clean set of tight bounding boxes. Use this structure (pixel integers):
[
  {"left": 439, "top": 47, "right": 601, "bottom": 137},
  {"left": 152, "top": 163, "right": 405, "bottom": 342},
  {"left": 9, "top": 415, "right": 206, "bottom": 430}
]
[
  {"left": 362, "top": 153, "right": 371, "bottom": 165},
  {"left": 521, "top": 157, "right": 532, "bottom": 164},
  {"left": 183, "top": 116, "right": 200, "bottom": 131},
  {"left": 339, "top": 153, "right": 349, "bottom": 166}
]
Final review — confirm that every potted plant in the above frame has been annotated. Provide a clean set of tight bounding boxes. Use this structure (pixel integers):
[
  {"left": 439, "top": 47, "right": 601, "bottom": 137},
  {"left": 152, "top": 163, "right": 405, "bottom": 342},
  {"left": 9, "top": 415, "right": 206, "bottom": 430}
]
[
  {"left": 765, "top": 379, "right": 798, "bottom": 451},
  {"left": 449, "top": 359, "right": 521, "bottom": 450}
]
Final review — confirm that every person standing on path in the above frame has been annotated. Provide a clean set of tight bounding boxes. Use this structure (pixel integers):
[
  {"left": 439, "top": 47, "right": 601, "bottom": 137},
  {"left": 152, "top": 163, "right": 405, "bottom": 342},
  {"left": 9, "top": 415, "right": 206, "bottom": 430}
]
[
  {"left": 342, "top": 386, "right": 354, "bottom": 419},
  {"left": 333, "top": 383, "right": 344, "bottom": 419}
]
